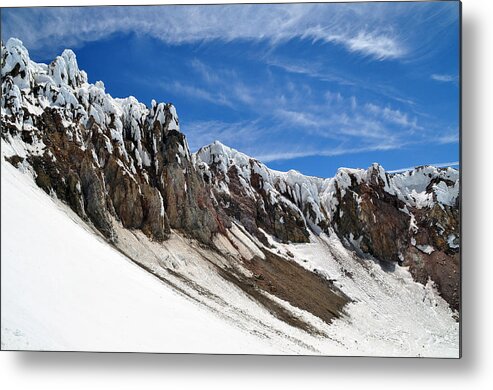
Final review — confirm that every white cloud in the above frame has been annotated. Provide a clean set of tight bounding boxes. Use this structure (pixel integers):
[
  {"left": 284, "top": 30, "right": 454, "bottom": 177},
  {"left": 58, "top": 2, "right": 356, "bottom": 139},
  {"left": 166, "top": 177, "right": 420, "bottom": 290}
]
[
  {"left": 184, "top": 115, "right": 404, "bottom": 163},
  {"left": 170, "top": 81, "right": 236, "bottom": 109},
  {"left": 182, "top": 119, "right": 264, "bottom": 153},
  {"left": 266, "top": 57, "right": 417, "bottom": 107},
  {"left": 274, "top": 109, "right": 320, "bottom": 128},
  {"left": 256, "top": 142, "right": 402, "bottom": 163},
  {"left": 435, "top": 132, "right": 460, "bottom": 144},
  {"left": 346, "top": 32, "right": 406, "bottom": 60},
  {"left": 2, "top": 4, "right": 410, "bottom": 61},
  {"left": 179, "top": 66, "right": 428, "bottom": 157},
  {"left": 431, "top": 74, "right": 458, "bottom": 83},
  {"left": 365, "top": 103, "right": 422, "bottom": 130},
  {"left": 1, "top": 4, "right": 458, "bottom": 167}
]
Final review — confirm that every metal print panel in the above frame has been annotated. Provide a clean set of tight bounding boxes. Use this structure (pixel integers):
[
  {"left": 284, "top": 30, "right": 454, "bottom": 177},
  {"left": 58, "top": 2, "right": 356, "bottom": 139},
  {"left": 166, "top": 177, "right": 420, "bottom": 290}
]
[{"left": 0, "top": 1, "right": 461, "bottom": 357}]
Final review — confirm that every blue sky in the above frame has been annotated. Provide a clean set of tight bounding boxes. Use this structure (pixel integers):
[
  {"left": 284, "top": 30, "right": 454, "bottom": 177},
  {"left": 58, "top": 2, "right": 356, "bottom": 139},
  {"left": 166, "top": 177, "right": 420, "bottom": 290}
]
[{"left": 1, "top": 2, "right": 460, "bottom": 177}]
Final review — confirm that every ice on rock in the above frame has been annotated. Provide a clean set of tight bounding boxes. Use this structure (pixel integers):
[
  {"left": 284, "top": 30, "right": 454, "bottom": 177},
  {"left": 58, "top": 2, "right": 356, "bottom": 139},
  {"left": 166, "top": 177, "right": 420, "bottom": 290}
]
[
  {"left": 61, "top": 49, "right": 86, "bottom": 86},
  {"left": 0, "top": 41, "right": 192, "bottom": 208},
  {"left": 388, "top": 166, "right": 459, "bottom": 209},
  {"left": 1, "top": 78, "right": 23, "bottom": 121},
  {"left": 167, "top": 104, "right": 180, "bottom": 131},
  {"left": 434, "top": 180, "right": 459, "bottom": 207},
  {"left": 194, "top": 141, "right": 459, "bottom": 237},
  {"left": 367, "top": 163, "right": 393, "bottom": 194},
  {"left": 94, "top": 80, "right": 105, "bottom": 91},
  {"left": 416, "top": 244, "right": 435, "bottom": 255},
  {"left": 1, "top": 37, "right": 181, "bottom": 177},
  {"left": 447, "top": 234, "right": 459, "bottom": 249},
  {"left": 2, "top": 38, "right": 32, "bottom": 90}
]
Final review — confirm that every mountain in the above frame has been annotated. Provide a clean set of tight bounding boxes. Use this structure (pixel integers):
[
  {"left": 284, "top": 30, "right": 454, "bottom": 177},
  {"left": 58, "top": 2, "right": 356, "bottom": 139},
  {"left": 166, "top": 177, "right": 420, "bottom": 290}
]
[
  {"left": 1, "top": 38, "right": 460, "bottom": 356},
  {"left": 195, "top": 141, "right": 460, "bottom": 311}
]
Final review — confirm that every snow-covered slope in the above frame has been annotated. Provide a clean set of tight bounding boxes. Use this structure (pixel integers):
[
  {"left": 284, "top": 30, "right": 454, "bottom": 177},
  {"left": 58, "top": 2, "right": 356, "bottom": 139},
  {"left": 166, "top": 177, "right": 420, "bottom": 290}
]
[
  {"left": 0, "top": 155, "right": 282, "bottom": 353},
  {"left": 0, "top": 153, "right": 459, "bottom": 356}
]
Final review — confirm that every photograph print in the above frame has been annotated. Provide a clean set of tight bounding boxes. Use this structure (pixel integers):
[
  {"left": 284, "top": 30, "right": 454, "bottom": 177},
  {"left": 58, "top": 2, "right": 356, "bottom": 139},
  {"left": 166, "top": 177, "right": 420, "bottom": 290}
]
[{"left": 0, "top": 1, "right": 460, "bottom": 357}]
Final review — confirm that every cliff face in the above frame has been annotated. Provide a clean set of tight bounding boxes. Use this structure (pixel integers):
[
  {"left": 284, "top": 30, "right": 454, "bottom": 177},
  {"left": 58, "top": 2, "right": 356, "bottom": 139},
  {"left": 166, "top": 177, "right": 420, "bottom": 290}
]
[
  {"left": 1, "top": 38, "right": 460, "bottom": 312},
  {"left": 194, "top": 144, "right": 460, "bottom": 311},
  {"left": 1, "top": 38, "right": 219, "bottom": 246},
  {"left": 332, "top": 165, "right": 460, "bottom": 310}
]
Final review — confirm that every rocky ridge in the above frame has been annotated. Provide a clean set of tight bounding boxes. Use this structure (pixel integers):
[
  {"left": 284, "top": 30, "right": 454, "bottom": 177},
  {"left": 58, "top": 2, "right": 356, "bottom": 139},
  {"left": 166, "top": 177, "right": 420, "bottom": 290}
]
[
  {"left": 1, "top": 38, "right": 460, "bottom": 316},
  {"left": 1, "top": 38, "right": 220, "bottom": 246},
  {"left": 195, "top": 142, "right": 460, "bottom": 310}
]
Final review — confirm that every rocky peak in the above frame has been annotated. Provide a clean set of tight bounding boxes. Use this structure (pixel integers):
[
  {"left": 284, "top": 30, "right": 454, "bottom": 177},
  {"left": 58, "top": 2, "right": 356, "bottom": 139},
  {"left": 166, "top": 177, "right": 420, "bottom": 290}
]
[
  {"left": 2, "top": 38, "right": 33, "bottom": 90},
  {"left": 49, "top": 49, "right": 87, "bottom": 88},
  {"left": 1, "top": 38, "right": 219, "bottom": 245}
]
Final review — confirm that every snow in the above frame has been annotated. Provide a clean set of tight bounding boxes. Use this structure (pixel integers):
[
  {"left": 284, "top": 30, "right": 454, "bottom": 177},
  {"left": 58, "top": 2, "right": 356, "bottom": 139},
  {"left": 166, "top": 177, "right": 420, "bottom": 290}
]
[
  {"left": 434, "top": 180, "right": 459, "bottom": 206},
  {"left": 389, "top": 166, "right": 459, "bottom": 209},
  {"left": 167, "top": 104, "right": 180, "bottom": 131},
  {"left": 1, "top": 38, "right": 460, "bottom": 357},
  {"left": 262, "top": 231, "right": 459, "bottom": 357},
  {"left": 195, "top": 141, "right": 336, "bottom": 226},
  {"left": 448, "top": 234, "right": 459, "bottom": 249},
  {"left": 228, "top": 222, "right": 266, "bottom": 260},
  {"left": 1, "top": 38, "right": 180, "bottom": 176},
  {"left": 2, "top": 38, "right": 32, "bottom": 90},
  {"left": 0, "top": 151, "right": 459, "bottom": 356},
  {"left": 416, "top": 244, "right": 436, "bottom": 255},
  {"left": 195, "top": 142, "right": 459, "bottom": 238},
  {"left": 0, "top": 155, "right": 280, "bottom": 354}
]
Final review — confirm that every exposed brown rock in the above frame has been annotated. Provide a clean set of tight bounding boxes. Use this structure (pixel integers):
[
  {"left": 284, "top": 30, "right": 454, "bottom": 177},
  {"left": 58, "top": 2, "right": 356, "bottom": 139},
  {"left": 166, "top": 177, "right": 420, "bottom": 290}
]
[
  {"left": 218, "top": 248, "right": 349, "bottom": 332},
  {"left": 205, "top": 160, "right": 309, "bottom": 245},
  {"left": 331, "top": 167, "right": 460, "bottom": 311},
  {"left": 159, "top": 130, "right": 219, "bottom": 244},
  {"left": 334, "top": 180, "right": 410, "bottom": 263},
  {"left": 404, "top": 246, "right": 459, "bottom": 311},
  {"left": 79, "top": 154, "right": 115, "bottom": 240},
  {"left": 141, "top": 185, "right": 170, "bottom": 241},
  {"left": 104, "top": 155, "right": 144, "bottom": 229}
]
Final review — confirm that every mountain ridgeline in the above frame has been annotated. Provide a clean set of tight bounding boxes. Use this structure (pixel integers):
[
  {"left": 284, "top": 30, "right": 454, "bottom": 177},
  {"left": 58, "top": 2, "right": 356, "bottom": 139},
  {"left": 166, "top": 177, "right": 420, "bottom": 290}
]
[{"left": 1, "top": 39, "right": 460, "bottom": 315}]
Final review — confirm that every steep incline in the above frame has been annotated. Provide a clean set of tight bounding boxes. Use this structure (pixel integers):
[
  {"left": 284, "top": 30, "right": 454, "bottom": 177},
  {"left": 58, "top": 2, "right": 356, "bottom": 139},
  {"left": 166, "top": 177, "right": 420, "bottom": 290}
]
[
  {"left": 1, "top": 153, "right": 459, "bottom": 356},
  {"left": 0, "top": 156, "right": 283, "bottom": 353}
]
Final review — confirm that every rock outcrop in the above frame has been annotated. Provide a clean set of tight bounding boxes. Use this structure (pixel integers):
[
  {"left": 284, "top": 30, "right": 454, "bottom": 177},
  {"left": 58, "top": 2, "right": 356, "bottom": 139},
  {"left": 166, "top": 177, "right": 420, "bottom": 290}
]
[{"left": 1, "top": 38, "right": 219, "bottom": 245}]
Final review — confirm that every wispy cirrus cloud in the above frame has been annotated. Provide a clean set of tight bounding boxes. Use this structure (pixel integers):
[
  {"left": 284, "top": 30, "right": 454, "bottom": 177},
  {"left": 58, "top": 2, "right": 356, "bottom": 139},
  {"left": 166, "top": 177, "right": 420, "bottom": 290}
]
[
  {"left": 183, "top": 116, "right": 405, "bottom": 164},
  {"left": 265, "top": 56, "right": 418, "bottom": 108},
  {"left": 177, "top": 59, "right": 443, "bottom": 165},
  {"left": 303, "top": 29, "right": 407, "bottom": 60},
  {"left": 256, "top": 144, "right": 401, "bottom": 164},
  {"left": 364, "top": 103, "right": 422, "bottom": 130},
  {"left": 345, "top": 31, "right": 406, "bottom": 60},
  {"left": 183, "top": 119, "right": 265, "bottom": 152},
  {"left": 169, "top": 81, "right": 236, "bottom": 109},
  {"left": 431, "top": 74, "right": 458, "bottom": 83},
  {"left": 435, "top": 131, "right": 460, "bottom": 145},
  {"left": 1, "top": 2, "right": 449, "bottom": 61}
]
